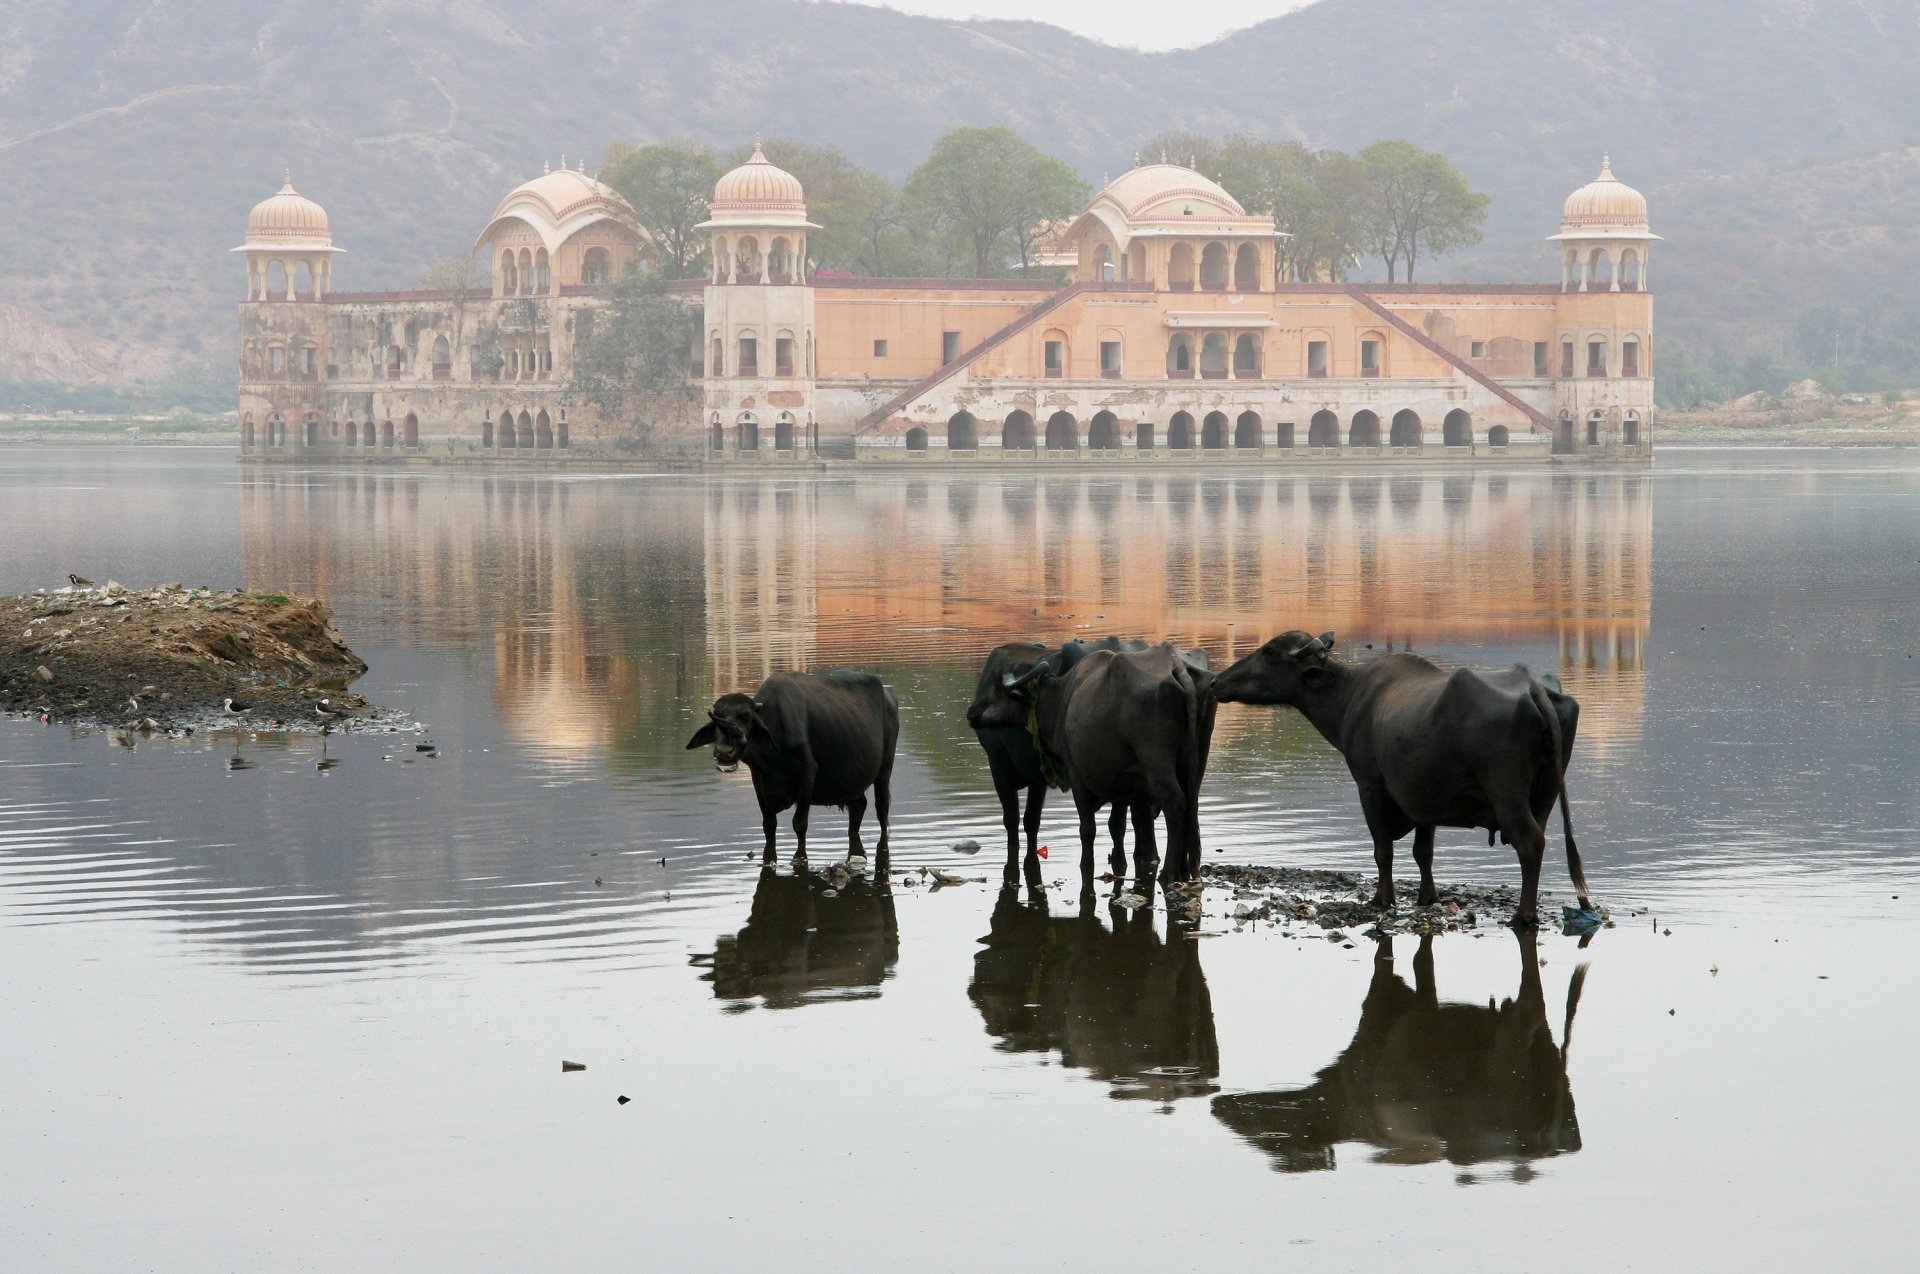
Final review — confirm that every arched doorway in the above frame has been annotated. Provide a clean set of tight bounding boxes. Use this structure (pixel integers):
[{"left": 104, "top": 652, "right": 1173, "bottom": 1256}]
[
  {"left": 242, "top": 416, "right": 255, "bottom": 449},
  {"left": 1443, "top": 409, "right": 1472, "bottom": 447},
  {"left": 948, "top": 411, "right": 978, "bottom": 451},
  {"left": 535, "top": 410, "right": 553, "bottom": 449},
  {"left": 1588, "top": 411, "right": 1605, "bottom": 447},
  {"left": 1390, "top": 409, "right": 1422, "bottom": 447},
  {"left": 1200, "top": 333, "right": 1228, "bottom": 379},
  {"left": 480, "top": 417, "right": 493, "bottom": 448},
  {"left": 517, "top": 411, "right": 533, "bottom": 449},
  {"left": 1200, "top": 242, "right": 1229, "bottom": 290},
  {"left": 1089, "top": 411, "right": 1119, "bottom": 450},
  {"left": 1169, "top": 411, "right": 1194, "bottom": 450},
  {"left": 1202, "top": 411, "right": 1228, "bottom": 449},
  {"left": 736, "top": 417, "right": 760, "bottom": 451},
  {"left": 403, "top": 412, "right": 420, "bottom": 448},
  {"left": 775, "top": 418, "right": 796, "bottom": 451},
  {"left": 557, "top": 418, "right": 570, "bottom": 448},
  {"left": 363, "top": 419, "right": 377, "bottom": 448},
  {"left": 1002, "top": 410, "right": 1035, "bottom": 451},
  {"left": 1623, "top": 411, "right": 1641, "bottom": 446},
  {"left": 1309, "top": 410, "right": 1339, "bottom": 448},
  {"left": 1045, "top": 411, "right": 1078, "bottom": 450},
  {"left": 1488, "top": 424, "right": 1511, "bottom": 447},
  {"left": 1234, "top": 410, "right": 1262, "bottom": 449},
  {"left": 710, "top": 420, "right": 725, "bottom": 452},
  {"left": 1234, "top": 243, "right": 1260, "bottom": 290},
  {"left": 380, "top": 419, "right": 396, "bottom": 448},
  {"left": 1349, "top": 410, "right": 1380, "bottom": 448},
  {"left": 1168, "top": 243, "right": 1195, "bottom": 289},
  {"left": 905, "top": 427, "right": 929, "bottom": 452},
  {"left": 1233, "top": 333, "right": 1261, "bottom": 378},
  {"left": 498, "top": 409, "right": 516, "bottom": 448}
]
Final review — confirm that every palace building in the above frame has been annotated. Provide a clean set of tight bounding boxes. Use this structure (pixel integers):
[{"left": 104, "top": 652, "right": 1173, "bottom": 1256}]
[{"left": 236, "top": 148, "right": 1656, "bottom": 463}]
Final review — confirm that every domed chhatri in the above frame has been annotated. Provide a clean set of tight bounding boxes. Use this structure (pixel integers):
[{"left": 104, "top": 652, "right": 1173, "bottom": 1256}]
[
  {"left": 476, "top": 166, "right": 636, "bottom": 253},
  {"left": 243, "top": 174, "right": 333, "bottom": 247},
  {"left": 704, "top": 142, "right": 813, "bottom": 227},
  {"left": 1551, "top": 156, "right": 1659, "bottom": 240},
  {"left": 1096, "top": 162, "right": 1248, "bottom": 220}
]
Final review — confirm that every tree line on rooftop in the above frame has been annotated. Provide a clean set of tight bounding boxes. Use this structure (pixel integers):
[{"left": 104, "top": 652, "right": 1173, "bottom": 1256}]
[{"left": 595, "top": 127, "right": 1487, "bottom": 284}]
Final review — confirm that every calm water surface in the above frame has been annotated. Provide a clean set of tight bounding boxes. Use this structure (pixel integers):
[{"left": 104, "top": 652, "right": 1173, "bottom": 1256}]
[{"left": 2, "top": 448, "right": 1916, "bottom": 1270}]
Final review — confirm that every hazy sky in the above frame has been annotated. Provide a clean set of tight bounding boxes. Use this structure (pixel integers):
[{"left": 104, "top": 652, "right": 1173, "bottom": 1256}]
[{"left": 845, "top": 0, "right": 1317, "bottom": 51}]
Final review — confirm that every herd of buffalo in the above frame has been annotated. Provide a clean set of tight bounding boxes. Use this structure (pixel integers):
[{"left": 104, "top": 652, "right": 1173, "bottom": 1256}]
[{"left": 687, "top": 631, "right": 1594, "bottom": 927}]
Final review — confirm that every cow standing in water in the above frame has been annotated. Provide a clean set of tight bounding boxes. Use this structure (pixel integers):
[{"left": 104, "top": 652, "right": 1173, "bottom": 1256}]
[
  {"left": 967, "top": 639, "right": 1157, "bottom": 884},
  {"left": 686, "top": 669, "right": 898, "bottom": 863},
  {"left": 1004, "top": 641, "right": 1216, "bottom": 885},
  {"left": 1212, "top": 631, "right": 1591, "bottom": 926}
]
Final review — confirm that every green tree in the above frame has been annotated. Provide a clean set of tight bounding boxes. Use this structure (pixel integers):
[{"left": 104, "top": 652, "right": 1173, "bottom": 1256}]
[
  {"left": 904, "top": 127, "right": 1088, "bottom": 277},
  {"left": 566, "top": 271, "right": 700, "bottom": 444},
  {"left": 600, "top": 142, "right": 723, "bottom": 279},
  {"left": 1213, "top": 137, "right": 1365, "bottom": 282},
  {"left": 1356, "top": 141, "right": 1489, "bottom": 282}
]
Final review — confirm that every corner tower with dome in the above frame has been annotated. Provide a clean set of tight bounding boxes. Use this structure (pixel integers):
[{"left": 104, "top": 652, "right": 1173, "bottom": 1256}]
[{"left": 236, "top": 148, "right": 1652, "bottom": 464}]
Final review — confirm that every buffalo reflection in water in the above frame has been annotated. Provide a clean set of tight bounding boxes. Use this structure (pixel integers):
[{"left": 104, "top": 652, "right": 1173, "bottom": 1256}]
[
  {"left": 969, "top": 886, "right": 1218, "bottom": 1101},
  {"left": 1214, "top": 931, "right": 1585, "bottom": 1174},
  {"left": 693, "top": 864, "right": 898, "bottom": 1011}
]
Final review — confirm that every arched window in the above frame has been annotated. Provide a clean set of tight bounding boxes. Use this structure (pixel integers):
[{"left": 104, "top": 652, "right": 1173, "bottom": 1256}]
[
  {"left": 1623, "top": 411, "right": 1642, "bottom": 446},
  {"left": 1587, "top": 410, "right": 1606, "bottom": 447},
  {"left": 432, "top": 335, "right": 451, "bottom": 380},
  {"left": 268, "top": 344, "right": 286, "bottom": 378},
  {"left": 1089, "top": 411, "right": 1120, "bottom": 450},
  {"left": 1232, "top": 333, "right": 1261, "bottom": 378},
  {"left": 736, "top": 414, "right": 760, "bottom": 451},
  {"left": 387, "top": 345, "right": 404, "bottom": 378},
  {"left": 1308, "top": 409, "right": 1339, "bottom": 448},
  {"left": 1045, "top": 411, "right": 1078, "bottom": 450},
  {"left": 1589, "top": 248, "right": 1615, "bottom": 291},
  {"left": 480, "top": 416, "right": 493, "bottom": 447},
  {"left": 380, "top": 418, "right": 396, "bottom": 448},
  {"left": 775, "top": 329, "right": 796, "bottom": 377},
  {"left": 711, "top": 237, "right": 729, "bottom": 283},
  {"left": 582, "top": 246, "right": 611, "bottom": 286},
  {"left": 363, "top": 419, "right": 377, "bottom": 447},
  {"left": 267, "top": 413, "right": 285, "bottom": 447},
  {"left": 1041, "top": 328, "right": 1068, "bottom": 379},
  {"left": 1443, "top": 409, "right": 1472, "bottom": 446},
  {"left": 501, "top": 250, "right": 518, "bottom": 295},
  {"left": 1349, "top": 410, "right": 1381, "bottom": 448},
  {"left": 242, "top": 414, "right": 255, "bottom": 449},
  {"left": 1166, "top": 333, "right": 1194, "bottom": 378},
  {"left": 737, "top": 331, "right": 758, "bottom": 376},
  {"left": 1002, "top": 409, "right": 1035, "bottom": 451},
  {"left": 1168, "top": 411, "right": 1194, "bottom": 449},
  {"left": 1200, "top": 332, "right": 1228, "bottom": 379},
  {"left": 1201, "top": 411, "right": 1228, "bottom": 449},
  {"left": 1390, "top": 409, "right": 1422, "bottom": 447},
  {"left": 948, "top": 411, "right": 979, "bottom": 451},
  {"left": 710, "top": 417, "right": 725, "bottom": 451},
  {"left": 735, "top": 236, "right": 761, "bottom": 281},
  {"left": 296, "top": 261, "right": 314, "bottom": 298},
  {"left": 1234, "top": 410, "right": 1262, "bottom": 449},
  {"left": 769, "top": 237, "right": 792, "bottom": 281},
  {"left": 403, "top": 412, "right": 420, "bottom": 447},
  {"left": 266, "top": 260, "right": 287, "bottom": 298},
  {"left": 1168, "top": 243, "right": 1195, "bottom": 290},
  {"left": 710, "top": 334, "right": 723, "bottom": 376},
  {"left": 1234, "top": 243, "right": 1260, "bottom": 291},
  {"left": 345, "top": 418, "right": 359, "bottom": 447},
  {"left": 534, "top": 248, "right": 551, "bottom": 293},
  {"left": 517, "top": 410, "right": 534, "bottom": 449},
  {"left": 1621, "top": 249, "right": 1641, "bottom": 291},
  {"left": 517, "top": 248, "right": 533, "bottom": 295},
  {"left": 536, "top": 410, "right": 553, "bottom": 449},
  {"left": 1488, "top": 424, "right": 1511, "bottom": 448},
  {"left": 1199, "top": 242, "right": 1229, "bottom": 290},
  {"left": 1093, "top": 244, "right": 1115, "bottom": 282},
  {"left": 1359, "top": 332, "right": 1385, "bottom": 377},
  {"left": 904, "top": 427, "right": 929, "bottom": 452},
  {"left": 775, "top": 415, "right": 797, "bottom": 451}
]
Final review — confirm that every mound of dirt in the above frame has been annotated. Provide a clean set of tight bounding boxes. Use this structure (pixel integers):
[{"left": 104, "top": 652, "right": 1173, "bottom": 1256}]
[{"left": 1, "top": 582, "right": 374, "bottom": 732}]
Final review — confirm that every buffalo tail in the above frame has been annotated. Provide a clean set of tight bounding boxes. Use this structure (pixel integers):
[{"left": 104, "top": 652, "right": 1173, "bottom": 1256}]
[{"left": 1528, "top": 681, "right": 1593, "bottom": 908}]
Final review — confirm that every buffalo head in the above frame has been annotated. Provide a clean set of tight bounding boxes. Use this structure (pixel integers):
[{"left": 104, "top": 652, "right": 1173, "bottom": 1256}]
[
  {"left": 685, "top": 692, "right": 770, "bottom": 771},
  {"left": 1213, "top": 631, "right": 1337, "bottom": 705},
  {"left": 967, "top": 642, "right": 1050, "bottom": 729}
]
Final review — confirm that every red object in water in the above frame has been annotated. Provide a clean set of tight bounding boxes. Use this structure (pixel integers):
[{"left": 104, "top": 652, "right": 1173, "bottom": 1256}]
[{"left": 1037, "top": 845, "right": 1049, "bottom": 859}]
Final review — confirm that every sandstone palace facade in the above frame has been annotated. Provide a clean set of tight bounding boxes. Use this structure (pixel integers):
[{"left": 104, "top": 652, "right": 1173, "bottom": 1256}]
[{"left": 235, "top": 149, "right": 1657, "bottom": 464}]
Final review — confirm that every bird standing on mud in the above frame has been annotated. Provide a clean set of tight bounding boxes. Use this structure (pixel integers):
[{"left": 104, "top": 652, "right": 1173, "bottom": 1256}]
[{"left": 67, "top": 573, "right": 93, "bottom": 588}]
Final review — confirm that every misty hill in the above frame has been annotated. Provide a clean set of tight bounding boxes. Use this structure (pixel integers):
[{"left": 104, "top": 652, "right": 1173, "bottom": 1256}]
[{"left": 4, "top": 0, "right": 1919, "bottom": 403}]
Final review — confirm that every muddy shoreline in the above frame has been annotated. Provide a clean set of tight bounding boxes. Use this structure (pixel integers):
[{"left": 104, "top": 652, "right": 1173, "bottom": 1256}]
[{"left": 0, "top": 582, "right": 380, "bottom": 733}]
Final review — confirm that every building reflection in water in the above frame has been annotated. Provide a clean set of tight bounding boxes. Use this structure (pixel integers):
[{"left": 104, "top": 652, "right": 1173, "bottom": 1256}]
[
  {"left": 1213, "top": 931, "right": 1585, "bottom": 1176},
  {"left": 969, "top": 886, "right": 1219, "bottom": 1101},
  {"left": 241, "top": 469, "right": 1649, "bottom": 765},
  {"left": 691, "top": 865, "right": 899, "bottom": 1010}
]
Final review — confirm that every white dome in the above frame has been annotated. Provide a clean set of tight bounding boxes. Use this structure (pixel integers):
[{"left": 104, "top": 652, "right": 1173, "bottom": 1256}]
[
  {"left": 475, "top": 167, "right": 639, "bottom": 253},
  {"left": 243, "top": 175, "right": 332, "bottom": 248},
  {"left": 700, "top": 143, "right": 818, "bottom": 231},
  {"left": 1551, "top": 157, "right": 1658, "bottom": 241}
]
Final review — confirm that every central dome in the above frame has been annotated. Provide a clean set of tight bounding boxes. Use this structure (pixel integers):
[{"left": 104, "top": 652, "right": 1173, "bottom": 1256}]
[
  {"left": 713, "top": 143, "right": 806, "bottom": 212},
  {"left": 1098, "top": 163, "right": 1246, "bottom": 220}
]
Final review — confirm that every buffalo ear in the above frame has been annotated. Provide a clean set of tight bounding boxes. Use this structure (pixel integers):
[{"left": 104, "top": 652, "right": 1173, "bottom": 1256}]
[
  {"left": 1300, "top": 666, "right": 1334, "bottom": 689},
  {"left": 685, "top": 721, "right": 719, "bottom": 750},
  {"left": 1318, "top": 631, "right": 1336, "bottom": 651}
]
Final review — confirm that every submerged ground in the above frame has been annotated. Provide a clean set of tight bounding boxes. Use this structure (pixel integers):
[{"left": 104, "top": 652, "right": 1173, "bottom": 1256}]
[{"left": 1, "top": 448, "right": 1915, "bottom": 1269}]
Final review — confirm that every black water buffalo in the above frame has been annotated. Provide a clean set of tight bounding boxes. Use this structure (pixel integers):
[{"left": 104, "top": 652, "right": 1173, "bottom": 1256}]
[
  {"left": 1213, "top": 631, "right": 1590, "bottom": 925},
  {"left": 969, "top": 885, "right": 1218, "bottom": 1101},
  {"left": 1213, "top": 931, "right": 1585, "bottom": 1172},
  {"left": 686, "top": 669, "right": 898, "bottom": 861},
  {"left": 693, "top": 865, "right": 898, "bottom": 1010},
  {"left": 967, "top": 638, "right": 1156, "bottom": 882},
  {"left": 1005, "top": 641, "right": 1216, "bottom": 883}
]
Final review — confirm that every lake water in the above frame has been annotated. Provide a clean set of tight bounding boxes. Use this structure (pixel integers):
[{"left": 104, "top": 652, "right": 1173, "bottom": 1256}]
[{"left": 1, "top": 448, "right": 1916, "bottom": 1270}]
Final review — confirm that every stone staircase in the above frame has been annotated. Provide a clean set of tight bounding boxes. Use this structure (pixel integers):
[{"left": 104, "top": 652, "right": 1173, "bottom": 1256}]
[{"left": 1345, "top": 288, "right": 1551, "bottom": 431}]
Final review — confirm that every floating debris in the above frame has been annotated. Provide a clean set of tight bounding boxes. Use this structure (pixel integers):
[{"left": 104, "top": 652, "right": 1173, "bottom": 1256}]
[{"left": 561, "top": 1060, "right": 586, "bottom": 1073}]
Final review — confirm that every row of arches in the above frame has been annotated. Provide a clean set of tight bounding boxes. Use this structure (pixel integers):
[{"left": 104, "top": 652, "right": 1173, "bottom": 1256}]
[
  {"left": 1165, "top": 332, "right": 1266, "bottom": 379},
  {"left": 1554, "top": 409, "right": 1646, "bottom": 452},
  {"left": 482, "top": 408, "right": 568, "bottom": 449},
  {"left": 711, "top": 234, "right": 804, "bottom": 285},
  {"left": 710, "top": 412, "right": 804, "bottom": 452},
  {"left": 919, "top": 407, "right": 1502, "bottom": 452},
  {"left": 1164, "top": 241, "right": 1264, "bottom": 291},
  {"left": 241, "top": 412, "right": 421, "bottom": 449},
  {"left": 1562, "top": 245, "right": 1647, "bottom": 293}
]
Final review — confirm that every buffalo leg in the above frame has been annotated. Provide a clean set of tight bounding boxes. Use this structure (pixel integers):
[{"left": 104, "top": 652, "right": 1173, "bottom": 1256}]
[
  {"left": 1023, "top": 785, "right": 1045, "bottom": 863},
  {"left": 1412, "top": 825, "right": 1438, "bottom": 906},
  {"left": 1497, "top": 796, "right": 1546, "bottom": 926},
  {"left": 792, "top": 803, "right": 810, "bottom": 859},
  {"left": 1358, "top": 793, "right": 1399, "bottom": 908},
  {"left": 1075, "top": 792, "right": 1100, "bottom": 874},
  {"left": 1107, "top": 804, "right": 1128, "bottom": 876},
  {"left": 994, "top": 774, "right": 1022, "bottom": 879},
  {"left": 873, "top": 776, "right": 891, "bottom": 855},
  {"left": 1130, "top": 802, "right": 1158, "bottom": 880},
  {"left": 761, "top": 807, "right": 778, "bottom": 863},
  {"left": 846, "top": 792, "right": 869, "bottom": 858}
]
